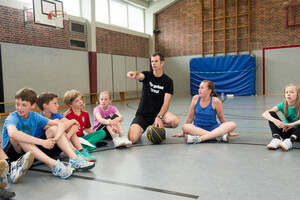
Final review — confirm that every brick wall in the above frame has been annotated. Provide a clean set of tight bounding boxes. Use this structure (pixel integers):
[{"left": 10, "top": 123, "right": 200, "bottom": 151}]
[
  {"left": 0, "top": 6, "right": 87, "bottom": 51},
  {"left": 96, "top": 27, "right": 149, "bottom": 58},
  {"left": 155, "top": 0, "right": 300, "bottom": 57}
]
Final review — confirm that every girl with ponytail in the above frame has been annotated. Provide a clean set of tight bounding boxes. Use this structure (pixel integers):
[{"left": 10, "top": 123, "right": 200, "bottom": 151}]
[
  {"left": 172, "top": 80, "right": 238, "bottom": 143},
  {"left": 262, "top": 84, "right": 300, "bottom": 151}
]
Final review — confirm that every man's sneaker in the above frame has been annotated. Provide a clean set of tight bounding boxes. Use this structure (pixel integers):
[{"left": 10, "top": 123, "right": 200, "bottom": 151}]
[
  {"left": 280, "top": 138, "right": 293, "bottom": 151},
  {"left": 52, "top": 160, "right": 74, "bottom": 179},
  {"left": 121, "top": 136, "right": 132, "bottom": 146},
  {"left": 9, "top": 151, "right": 34, "bottom": 184},
  {"left": 69, "top": 155, "right": 95, "bottom": 171},
  {"left": 186, "top": 134, "right": 201, "bottom": 144},
  {"left": 267, "top": 138, "right": 282, "bottom": 149},
  {"left": 0, "top": 160, "right": 9, "bottom": 189},
  {"left": 76, "top": 149, "right": 97, "bottom": 162},
  {"left": 0, "top": 188, "right": 16, "bottom": 199},
  {"left": 113, "top": 137, "right": 125, "bottom": 148},
  {"left": 216, "top": 133, "right": 229, "bottom": 143}
]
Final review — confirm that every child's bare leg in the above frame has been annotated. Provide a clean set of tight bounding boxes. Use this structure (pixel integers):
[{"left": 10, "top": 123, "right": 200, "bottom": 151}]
[
  {"left": 70, "top": 135, "right": 84, "bottom": 150},
  {"left": 106, "top": 126, "right": 118, "bottom": 138},
  {"left": 65, "top": 124, "right": 84, "bottom": 150},
  {"left": 182, "top": 124, "right": 210, "bottom": 136},
  {"left": 116, "top": 123, "right": 125, "bottom": 136},
  {"left": 45, "top": 126, "right": 77, "bottom": 160},
  {"left": 18, "top": 142, "right": 56, "bottom": 168},
  {"left": 0, "top": 149, "right": 8, "bottom": 160},
  {"left": 201, "top": 122, "right": 237, "bottom": 142}
]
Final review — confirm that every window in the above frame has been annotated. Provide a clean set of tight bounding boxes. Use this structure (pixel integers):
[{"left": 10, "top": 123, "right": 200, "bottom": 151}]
[
  {"left": 61, "top": 0, "right": 80, "bottom": 17},
  {"left": 110, "top": 0, "right": 127, "bottom": 28},
  {"left": 96, "top": 0, "right": 145, "bottom": 33},
  {"left": 96, "top": 0, "right": 109, "bottom": 24},
  {"left": 16, "top": 0, "right": 32, "bottom": 4},
  {"left": 128, "top": 5, "right": 144, "bottom": 32}
]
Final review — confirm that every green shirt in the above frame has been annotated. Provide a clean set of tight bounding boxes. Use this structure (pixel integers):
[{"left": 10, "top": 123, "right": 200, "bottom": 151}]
[{"left": 277, "top": 102, "right": 298, "bottom": 128}]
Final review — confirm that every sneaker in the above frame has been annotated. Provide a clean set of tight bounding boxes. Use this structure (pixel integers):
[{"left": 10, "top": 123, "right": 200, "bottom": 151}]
[
  {"left": 216, "top": 133, "right": 229, "bottom": 143},
  {"left": 0, "top": 188, "right": 16, "bottom": 199},
  {"left": 76, "top": 149, "right": 97, "bottom": 162},
  {"left": 69, "top": 155, "right": 95, "bottom": 171},
  {"left": 186, "top": 134, "right": 201, "bottom": 144},
  {"left": 9, "top": 151, "right": 34, "bottom": 184},
  {"left": 113, "top": 137, "right": 126, "bottom": 148},
  {"left": 0, "top": 160, "right": 9, "bottom": 189},
  {"left": 52, "top": 160, "right": 74, "bottom": 179},
  {"left": 267, "top": 138, "right": 282, "bottom": 149},
  {"left": 280, "top": 138, "right": 293, "bottom": 151},
  {"left": 121, "top": 136, "right": 132, "bottom": 146}
]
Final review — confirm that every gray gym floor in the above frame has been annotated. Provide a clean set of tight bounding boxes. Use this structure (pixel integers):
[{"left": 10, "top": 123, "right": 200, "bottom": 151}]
[{"left": 1, "top": 95, "right": 300, "bottom": 200}]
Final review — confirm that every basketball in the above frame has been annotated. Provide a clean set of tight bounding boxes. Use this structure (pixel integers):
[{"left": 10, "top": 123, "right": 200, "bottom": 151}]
[{"left": 147, "top": 125, "right": 166, "bottom": 144}]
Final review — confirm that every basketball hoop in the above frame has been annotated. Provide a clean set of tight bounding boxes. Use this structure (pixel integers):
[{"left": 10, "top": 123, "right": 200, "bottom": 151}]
[{"left": 48, "top": 10, "right": 66, "bottom": 28}]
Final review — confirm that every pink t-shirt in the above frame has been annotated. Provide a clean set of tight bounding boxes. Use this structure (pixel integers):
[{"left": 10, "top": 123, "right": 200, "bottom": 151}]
[{"left": 93, "top": 105, "right": 119, "bottom": 131}]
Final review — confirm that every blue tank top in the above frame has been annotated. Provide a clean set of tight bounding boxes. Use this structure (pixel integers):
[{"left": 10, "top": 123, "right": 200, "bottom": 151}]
[{"left": 194, "top": 96, "right": 218, "bottom": 128}]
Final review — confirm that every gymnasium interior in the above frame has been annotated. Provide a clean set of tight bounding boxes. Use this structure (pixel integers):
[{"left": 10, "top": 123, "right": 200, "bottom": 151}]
[{"left": 0, "top": 0, "right": 300, "bottom": 199}]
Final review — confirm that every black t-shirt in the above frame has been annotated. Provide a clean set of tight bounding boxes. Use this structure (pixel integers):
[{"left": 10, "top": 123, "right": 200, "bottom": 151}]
[{"left": 136, "top": 71, "right": 173, "bottom": 121}]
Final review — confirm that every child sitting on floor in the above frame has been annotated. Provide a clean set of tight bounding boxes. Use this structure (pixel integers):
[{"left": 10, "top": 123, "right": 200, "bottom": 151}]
[
  {"left": 36, "top": 92, "right": 96, "bottom": 161},
  {"left": 172, "top": 80, "right": 238, "bottom": 143},
  {"left": 262, "top": 83, "right": 300, "bottom": 151},
  {"left": 63, "top": 90, "right": 106, "bottom": 151},
  {"left": 2, "top": 88, "right": 94, "bottom": 180},
  {"left": 93, "top": 91, "right": 132, "bottom": 148}
]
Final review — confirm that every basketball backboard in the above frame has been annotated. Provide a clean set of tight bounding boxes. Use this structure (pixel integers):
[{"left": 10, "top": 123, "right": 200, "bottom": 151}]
[{"left": 32, "top": 0, "right": 64, "bottom": 28}]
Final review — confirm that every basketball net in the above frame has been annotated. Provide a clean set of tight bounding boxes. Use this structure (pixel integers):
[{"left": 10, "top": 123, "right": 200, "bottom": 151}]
[{"left": 48, "top": 10, "right": 66, "bottom": 29}]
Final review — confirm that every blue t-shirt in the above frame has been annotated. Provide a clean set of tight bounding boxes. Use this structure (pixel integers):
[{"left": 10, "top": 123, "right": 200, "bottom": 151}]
[
  {"left": 41, "top": 112, "right": 64, "bottom": 120},
  {"left": 35, "top": 112, "right": 65, "bottom": 138},
  {"left": 1, "top": 111, "right": 49, "bottom": 149},
  {"left": 277, "top": 102, "right": 298, "bottom": 128}
]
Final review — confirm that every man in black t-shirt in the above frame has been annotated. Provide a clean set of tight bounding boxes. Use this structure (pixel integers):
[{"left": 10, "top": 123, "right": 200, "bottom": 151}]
[{"left": 127, "top": 52, "right": 180, "bottom": 144}]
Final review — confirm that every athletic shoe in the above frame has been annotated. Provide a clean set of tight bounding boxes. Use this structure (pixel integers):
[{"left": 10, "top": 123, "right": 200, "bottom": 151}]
[
  {"left": 216, "top": 133, "right": 229, "bottom": 143},
  {"left": 267, "top": 138, "right": 282, "bottom": 149},
  {"left": 113, "top": 137, "right": 126, "bottom": 148},
  {"left": 69, "top": 154, "right": 95, "bottom": 171},
  {"left": 121, "top": 136, "right": 132, "bottom": 146},
  {"left": 280, "top": 138, "right": 293, "bottom": 151},
  {"left": 9, "top": 151, "right": 34, "bottom": 184},
  {"left": 52, "top": 160, "right": 74, "bottom": 179},
  {"left": 0, "top": 160, "right": 9, "bottom": 189},
  {"left": 76, "top": 149, "right": 97, "bottom": 162},
  {"left": 0, "top": 188, "right": 16, "bottom": 199},
  {"left": 186, "top": 134, "right": 201, "bottom": 144}
]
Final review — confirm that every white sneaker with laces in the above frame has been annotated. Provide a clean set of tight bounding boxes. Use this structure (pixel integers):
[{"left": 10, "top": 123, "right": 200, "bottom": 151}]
[
  {"left": 0, "top": 160, "right": 9, "bottom": 189},
  {"left": 186, "top": 134, "right": 201, "bottom": 144},
  {"left": 121, "top": 136, "right": 132, "bottom": 146},
  {"left": 9, "top": 151, "right": 34, "bottom": 184},
  {"left": 267, "top": 138, "right": 282, "bottom": 149},
  {"left": 280, "top": 138, "right": 293, "bottom": 151},
  {"left": 113, "top": 137, "right": 126, "bottom": 148},
  {"left": 52, "top": 160, "right": 74, "bottom": 179},
  {"left": 216, "top": 133, "right": 229, "bottom": 143},
  {"left": 69, "top": 155, "right": 95, "bottom": 171}
]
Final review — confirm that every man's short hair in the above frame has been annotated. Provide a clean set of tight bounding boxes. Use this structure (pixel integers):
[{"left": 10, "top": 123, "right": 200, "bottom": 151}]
[
  {"left": 15, "top": 88, "right": 37, "bottom": 105},
  {"left": 63, "top": 89, "right": 81, "bottom": 106},
  {"left": 36, "top": 92, "right": 58, "bottom": 110},
  {"left": 152, "top": 52, "right": 164, "bottom": 62}
]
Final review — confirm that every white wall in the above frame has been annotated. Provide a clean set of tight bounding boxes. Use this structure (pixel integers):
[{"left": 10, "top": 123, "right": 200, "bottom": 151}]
[
  {"left": 264, "top": 46, "right": 300, "bottom": 95},
  {"left": 1, "top": 42, "right": 90, "bottom": 107},
  {"left": 96, "top": 53, "right": 149, "bottom": 100}
]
